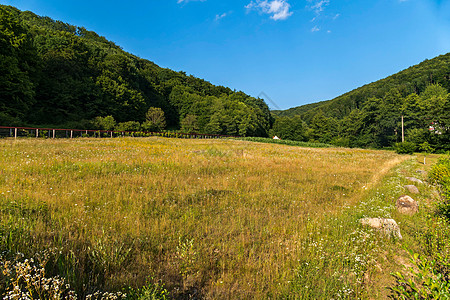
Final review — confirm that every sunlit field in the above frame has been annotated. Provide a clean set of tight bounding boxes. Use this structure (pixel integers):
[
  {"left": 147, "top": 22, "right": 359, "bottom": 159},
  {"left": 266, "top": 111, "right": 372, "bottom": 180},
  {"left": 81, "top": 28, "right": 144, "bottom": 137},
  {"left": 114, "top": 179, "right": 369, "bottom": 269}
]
[{"left": 0, "top": 138, "right": 404, "bottom": 298}]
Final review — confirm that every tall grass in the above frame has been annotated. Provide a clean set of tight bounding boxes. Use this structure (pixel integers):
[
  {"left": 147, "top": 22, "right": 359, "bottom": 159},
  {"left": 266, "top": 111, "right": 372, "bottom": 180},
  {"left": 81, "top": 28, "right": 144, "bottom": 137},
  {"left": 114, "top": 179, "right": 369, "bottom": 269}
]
[
  {"left": 233, "top": 137, "right": 333, "bottom": 148},
  {"left": 0, "top": 137, "right": 402, "bottom": 298}
]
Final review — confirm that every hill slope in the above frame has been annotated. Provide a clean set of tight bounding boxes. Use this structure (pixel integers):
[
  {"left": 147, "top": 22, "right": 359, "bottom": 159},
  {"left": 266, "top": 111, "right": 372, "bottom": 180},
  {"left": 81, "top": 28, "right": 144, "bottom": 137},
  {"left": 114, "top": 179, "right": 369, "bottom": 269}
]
[
  {"left": 270, "top": 54, "right": 450, "bottom": 150},
  {"left": 274, "top": 53, "right": 450, "bottom": 122},
  {"left": 0, "top": 5, "right": 272, "bottom": 136}
]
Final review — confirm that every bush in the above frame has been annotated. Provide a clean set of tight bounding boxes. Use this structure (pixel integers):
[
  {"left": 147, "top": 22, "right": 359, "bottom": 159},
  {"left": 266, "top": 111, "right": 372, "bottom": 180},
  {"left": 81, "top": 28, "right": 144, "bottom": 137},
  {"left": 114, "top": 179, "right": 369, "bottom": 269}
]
[
  {"left": 390, "top": 251, "right": 450, "bottom": 299},
  {"left": 330, "top": 137, "right": 350, "bottom": 148},
  {"left": 429, "top": 156, "right": 450, "bottom": 185},
  {"left": 394, "top": 142, "right": 417, "bottom": 154},
  {"left": 93, "top": 116, "right": 116, "bottom": 131},
  {"left": 115, "top": 121, "right": 141, "bottom": 132},
  {"left": 429, "top": 156, "right": 450, "bottom": 215}
]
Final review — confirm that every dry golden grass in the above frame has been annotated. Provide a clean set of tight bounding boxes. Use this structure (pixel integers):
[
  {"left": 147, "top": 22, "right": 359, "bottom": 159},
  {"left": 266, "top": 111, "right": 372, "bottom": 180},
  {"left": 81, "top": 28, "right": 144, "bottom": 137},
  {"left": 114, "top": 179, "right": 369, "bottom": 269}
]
[{"left": 0, "top": 137, "right": 403, "bottom": 298}]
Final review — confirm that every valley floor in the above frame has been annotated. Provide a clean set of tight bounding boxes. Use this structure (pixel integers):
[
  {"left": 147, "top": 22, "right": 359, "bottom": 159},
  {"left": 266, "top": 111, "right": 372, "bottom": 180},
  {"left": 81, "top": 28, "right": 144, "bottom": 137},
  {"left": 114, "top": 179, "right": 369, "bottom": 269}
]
[{"left": 0, "top": 137, "right": 437, "bottom": 299}]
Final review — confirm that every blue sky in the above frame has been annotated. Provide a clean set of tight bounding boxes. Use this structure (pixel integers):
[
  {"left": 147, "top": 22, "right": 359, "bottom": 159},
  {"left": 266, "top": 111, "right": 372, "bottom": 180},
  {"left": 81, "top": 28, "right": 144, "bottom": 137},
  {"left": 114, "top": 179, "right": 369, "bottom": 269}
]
[{"left": 2, "top": 0, "right": 450, "bottom": 109}]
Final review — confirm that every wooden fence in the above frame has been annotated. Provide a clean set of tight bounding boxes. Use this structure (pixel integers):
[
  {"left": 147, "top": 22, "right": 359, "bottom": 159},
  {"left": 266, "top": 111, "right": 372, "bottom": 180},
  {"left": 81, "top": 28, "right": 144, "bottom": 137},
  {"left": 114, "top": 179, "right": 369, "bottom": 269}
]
[{"left": 0, "top": 126, "right": 234, "bottom": 140}]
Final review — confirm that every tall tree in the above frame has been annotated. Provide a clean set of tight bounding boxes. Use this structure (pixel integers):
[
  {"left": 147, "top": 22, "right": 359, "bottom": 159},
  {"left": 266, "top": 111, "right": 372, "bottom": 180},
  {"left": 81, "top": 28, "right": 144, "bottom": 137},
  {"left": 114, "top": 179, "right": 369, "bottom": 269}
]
[
  {"left": 144, "top": 107, "right": 166, "bottom": 131},
  {"left": 0, "top": 6, "right": 35, "bottom": 125}
]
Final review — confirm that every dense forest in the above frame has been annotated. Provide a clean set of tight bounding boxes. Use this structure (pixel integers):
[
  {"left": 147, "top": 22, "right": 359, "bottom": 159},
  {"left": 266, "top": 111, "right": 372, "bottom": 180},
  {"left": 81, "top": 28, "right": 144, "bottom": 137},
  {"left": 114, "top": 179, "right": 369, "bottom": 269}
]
[
  {"left": 0, "top": 5, "right": 272, "bottom": 136},
  {"left": 271, "top": 54, "right": 450, "bottom": 152}
]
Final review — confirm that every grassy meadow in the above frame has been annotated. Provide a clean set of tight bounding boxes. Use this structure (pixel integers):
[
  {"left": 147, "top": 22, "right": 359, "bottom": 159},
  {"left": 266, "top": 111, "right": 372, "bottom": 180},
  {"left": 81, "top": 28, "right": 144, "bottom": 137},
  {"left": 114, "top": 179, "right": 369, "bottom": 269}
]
[{"left": 0, "top": 137, "right": 417, "bottom": 298}]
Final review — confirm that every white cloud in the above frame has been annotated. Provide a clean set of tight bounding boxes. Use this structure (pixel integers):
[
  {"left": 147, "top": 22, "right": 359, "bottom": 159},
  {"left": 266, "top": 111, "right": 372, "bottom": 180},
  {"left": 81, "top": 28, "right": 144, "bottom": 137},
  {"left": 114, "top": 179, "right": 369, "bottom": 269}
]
[
  {"left": 311, "top": 26, "right": 320, "bottom": 32},
  {"left": 215, "top": 12, "right": 228, "bottom": 21},
  {"left": 308, "top": 0, "right": 330, "bottom": 15},
  {"left": 246, "top": 0, "right": 293, "bottom": 21},
  {"left": 177, "top": 0, "right": 206, "bottom": 4}
]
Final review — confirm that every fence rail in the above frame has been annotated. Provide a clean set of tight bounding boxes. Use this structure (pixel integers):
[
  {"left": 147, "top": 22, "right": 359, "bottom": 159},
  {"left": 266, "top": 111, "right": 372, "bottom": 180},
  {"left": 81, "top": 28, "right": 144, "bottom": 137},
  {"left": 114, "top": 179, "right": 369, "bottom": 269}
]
[{"left": 0, "top": 126, "right": 234, "bottom": 140}]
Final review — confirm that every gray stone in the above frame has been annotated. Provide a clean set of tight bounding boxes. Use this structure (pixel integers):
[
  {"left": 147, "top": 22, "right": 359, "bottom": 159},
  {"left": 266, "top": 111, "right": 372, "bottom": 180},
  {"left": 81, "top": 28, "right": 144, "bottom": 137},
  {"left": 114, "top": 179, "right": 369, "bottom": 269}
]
[
  {"left": 405, "top": 185, "right": 420, "bottom": 194},
  {"left": 360, "top": 218, "right": 402, "bottom": 239},
  {"left": 396, "top": 195, "right": 419, "bottom": 215},
  {"left": 406, "top": 177, "right": 424, "bottom": 184}
]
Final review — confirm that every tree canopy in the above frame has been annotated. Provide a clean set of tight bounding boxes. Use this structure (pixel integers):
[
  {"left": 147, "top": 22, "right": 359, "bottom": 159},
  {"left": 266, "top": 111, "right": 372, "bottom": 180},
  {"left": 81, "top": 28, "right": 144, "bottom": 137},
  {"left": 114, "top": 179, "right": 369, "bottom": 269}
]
[
  {"left": 272, "top": 53, "right": 450, "bottom": 151},
  {"left": 0, "top": 5, "right": 272, "bottom": 137}
]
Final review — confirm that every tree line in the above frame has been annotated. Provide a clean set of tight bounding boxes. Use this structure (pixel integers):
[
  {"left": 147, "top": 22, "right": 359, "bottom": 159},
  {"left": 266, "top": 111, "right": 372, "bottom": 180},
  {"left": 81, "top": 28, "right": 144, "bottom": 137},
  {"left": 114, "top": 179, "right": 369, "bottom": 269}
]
[
  {"left": 270, "top": 84, "right": 450, "bottom": 152},
  {"left": 272, "top": 51, "right": 450, "bottom": 152},
  {"left": 0, "top": 5, "right": 272, "bottom": 137}
]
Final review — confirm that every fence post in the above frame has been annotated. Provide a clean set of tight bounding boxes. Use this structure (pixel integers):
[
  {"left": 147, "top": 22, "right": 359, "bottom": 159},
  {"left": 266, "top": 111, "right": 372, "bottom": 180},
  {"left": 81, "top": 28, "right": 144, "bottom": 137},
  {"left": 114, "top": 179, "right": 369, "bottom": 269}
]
[
  {"left": 110, "top": 131, "right": 113, "bottom": 138},
  {"left": 14, "top": 128, "right": 17, "bottom": 139},
  {"left": 36, "top": 129, "right": 39, "bottom": 138},
  {"left": 70, "top": 130, "right": 73, "bottom": 138},
  {"left": 53, "top": 130, "right": 55, "bottom": 139}
]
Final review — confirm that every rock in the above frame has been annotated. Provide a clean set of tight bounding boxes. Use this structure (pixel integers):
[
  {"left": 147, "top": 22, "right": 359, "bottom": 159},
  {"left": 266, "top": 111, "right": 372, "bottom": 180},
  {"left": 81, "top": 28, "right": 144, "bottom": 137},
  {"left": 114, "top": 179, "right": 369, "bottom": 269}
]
[
  {"left": 406, "top": 177, "right": 424, "bottom": 184},
  {"left": 405, "top": 185, "right": 420, "bottom": 194},
  {"left": 396, "top": 195, "right": 419, "bottom": 215},
  {"left": 360, "top": 218, "right": 402, "bottom": 239}
]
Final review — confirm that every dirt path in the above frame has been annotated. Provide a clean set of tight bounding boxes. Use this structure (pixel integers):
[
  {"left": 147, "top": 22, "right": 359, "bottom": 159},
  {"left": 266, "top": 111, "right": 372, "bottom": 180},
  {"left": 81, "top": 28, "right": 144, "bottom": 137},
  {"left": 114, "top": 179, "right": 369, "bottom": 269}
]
[{"left": 366, "top": 155, "right": 411, "bottom": 190}]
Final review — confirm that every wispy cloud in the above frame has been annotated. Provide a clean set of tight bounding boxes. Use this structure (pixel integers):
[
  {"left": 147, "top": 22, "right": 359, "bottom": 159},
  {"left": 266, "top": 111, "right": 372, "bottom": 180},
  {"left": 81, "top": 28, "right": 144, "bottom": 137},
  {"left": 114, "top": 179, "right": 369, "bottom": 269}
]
[
  {"left": 177, "top": 0, "right": 206, "bottom": 4},
  {"left": 308, "top": 0, "right": 330, "bottom": 15},
  {"left": 215, "top": 12, "right": 228, "bottom": 21},
  {"left": 245, "top": 0, "right": 293, "bottom": 21},
  {"left": 307, "top": 0, "right": 340, "bottom": 33}
]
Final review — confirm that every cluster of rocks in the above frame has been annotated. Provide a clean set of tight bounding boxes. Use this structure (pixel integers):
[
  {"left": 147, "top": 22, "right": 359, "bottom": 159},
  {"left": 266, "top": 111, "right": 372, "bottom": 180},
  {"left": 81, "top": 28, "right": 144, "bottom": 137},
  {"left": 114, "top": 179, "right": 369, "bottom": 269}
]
[{"left": 359, "top": 174, "right": 424, "bottom": 239}]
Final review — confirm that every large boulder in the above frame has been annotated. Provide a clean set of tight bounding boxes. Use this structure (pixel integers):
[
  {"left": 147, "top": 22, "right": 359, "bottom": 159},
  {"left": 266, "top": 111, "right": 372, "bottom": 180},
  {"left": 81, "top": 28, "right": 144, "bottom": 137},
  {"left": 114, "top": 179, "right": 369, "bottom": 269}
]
[
  {"left": 405, "top": 177, "right": 424, "bottom": 184},
  {"left": 396, "top": 195, "right": 419, "bottom": 215},
  {"left": 405, "top": 185, "right": 420, "bottom": 194},
  {"left": 360, "top": 218, "right": 402, "bottom": 239}
]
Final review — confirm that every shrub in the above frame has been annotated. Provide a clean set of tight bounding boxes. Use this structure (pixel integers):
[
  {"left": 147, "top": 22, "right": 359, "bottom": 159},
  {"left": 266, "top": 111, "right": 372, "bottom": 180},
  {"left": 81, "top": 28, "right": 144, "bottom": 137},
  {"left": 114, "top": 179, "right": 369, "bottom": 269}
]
[
  {"left": 115, "top": 121, "right": 141, "bottom": 132},
  {"left": 390, "top": 251, "right": 450, "bottom": 299},
  {"left": 429, "top": 156, "right": 450, "bottom": 185},
  {"left": 429, "top": 156, "right": 450, "bottom": 215},
  {"left": 394, "top": 142, "right": 417, "bottom": 154},
  {"left": 93, "top": 116, "right": 116, "bottom": 131}
]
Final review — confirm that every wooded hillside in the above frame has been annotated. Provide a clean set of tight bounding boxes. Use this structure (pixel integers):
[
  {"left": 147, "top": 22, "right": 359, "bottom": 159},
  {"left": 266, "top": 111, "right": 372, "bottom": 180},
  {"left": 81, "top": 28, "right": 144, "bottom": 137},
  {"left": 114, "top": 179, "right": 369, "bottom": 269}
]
[
  {"left": 0, "top": 5, "right": 272, "bottom": 136},
  {"left": 271, "top": 54, "right": 450, "bottom": 151}
]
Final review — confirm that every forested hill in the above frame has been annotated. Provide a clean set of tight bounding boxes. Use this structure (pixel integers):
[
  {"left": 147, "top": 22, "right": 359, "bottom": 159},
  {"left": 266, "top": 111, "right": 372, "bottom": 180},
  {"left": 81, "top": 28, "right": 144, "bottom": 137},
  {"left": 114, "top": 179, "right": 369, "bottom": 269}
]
[
  {"left": 274, "top": 53, "right": 450, "bottom": 121},
  {"left": 270, "top": 53, "right": 450, "bottom": 151},
  {"left": 0, "top": 5, "right": 272, "bottom": 136}
]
